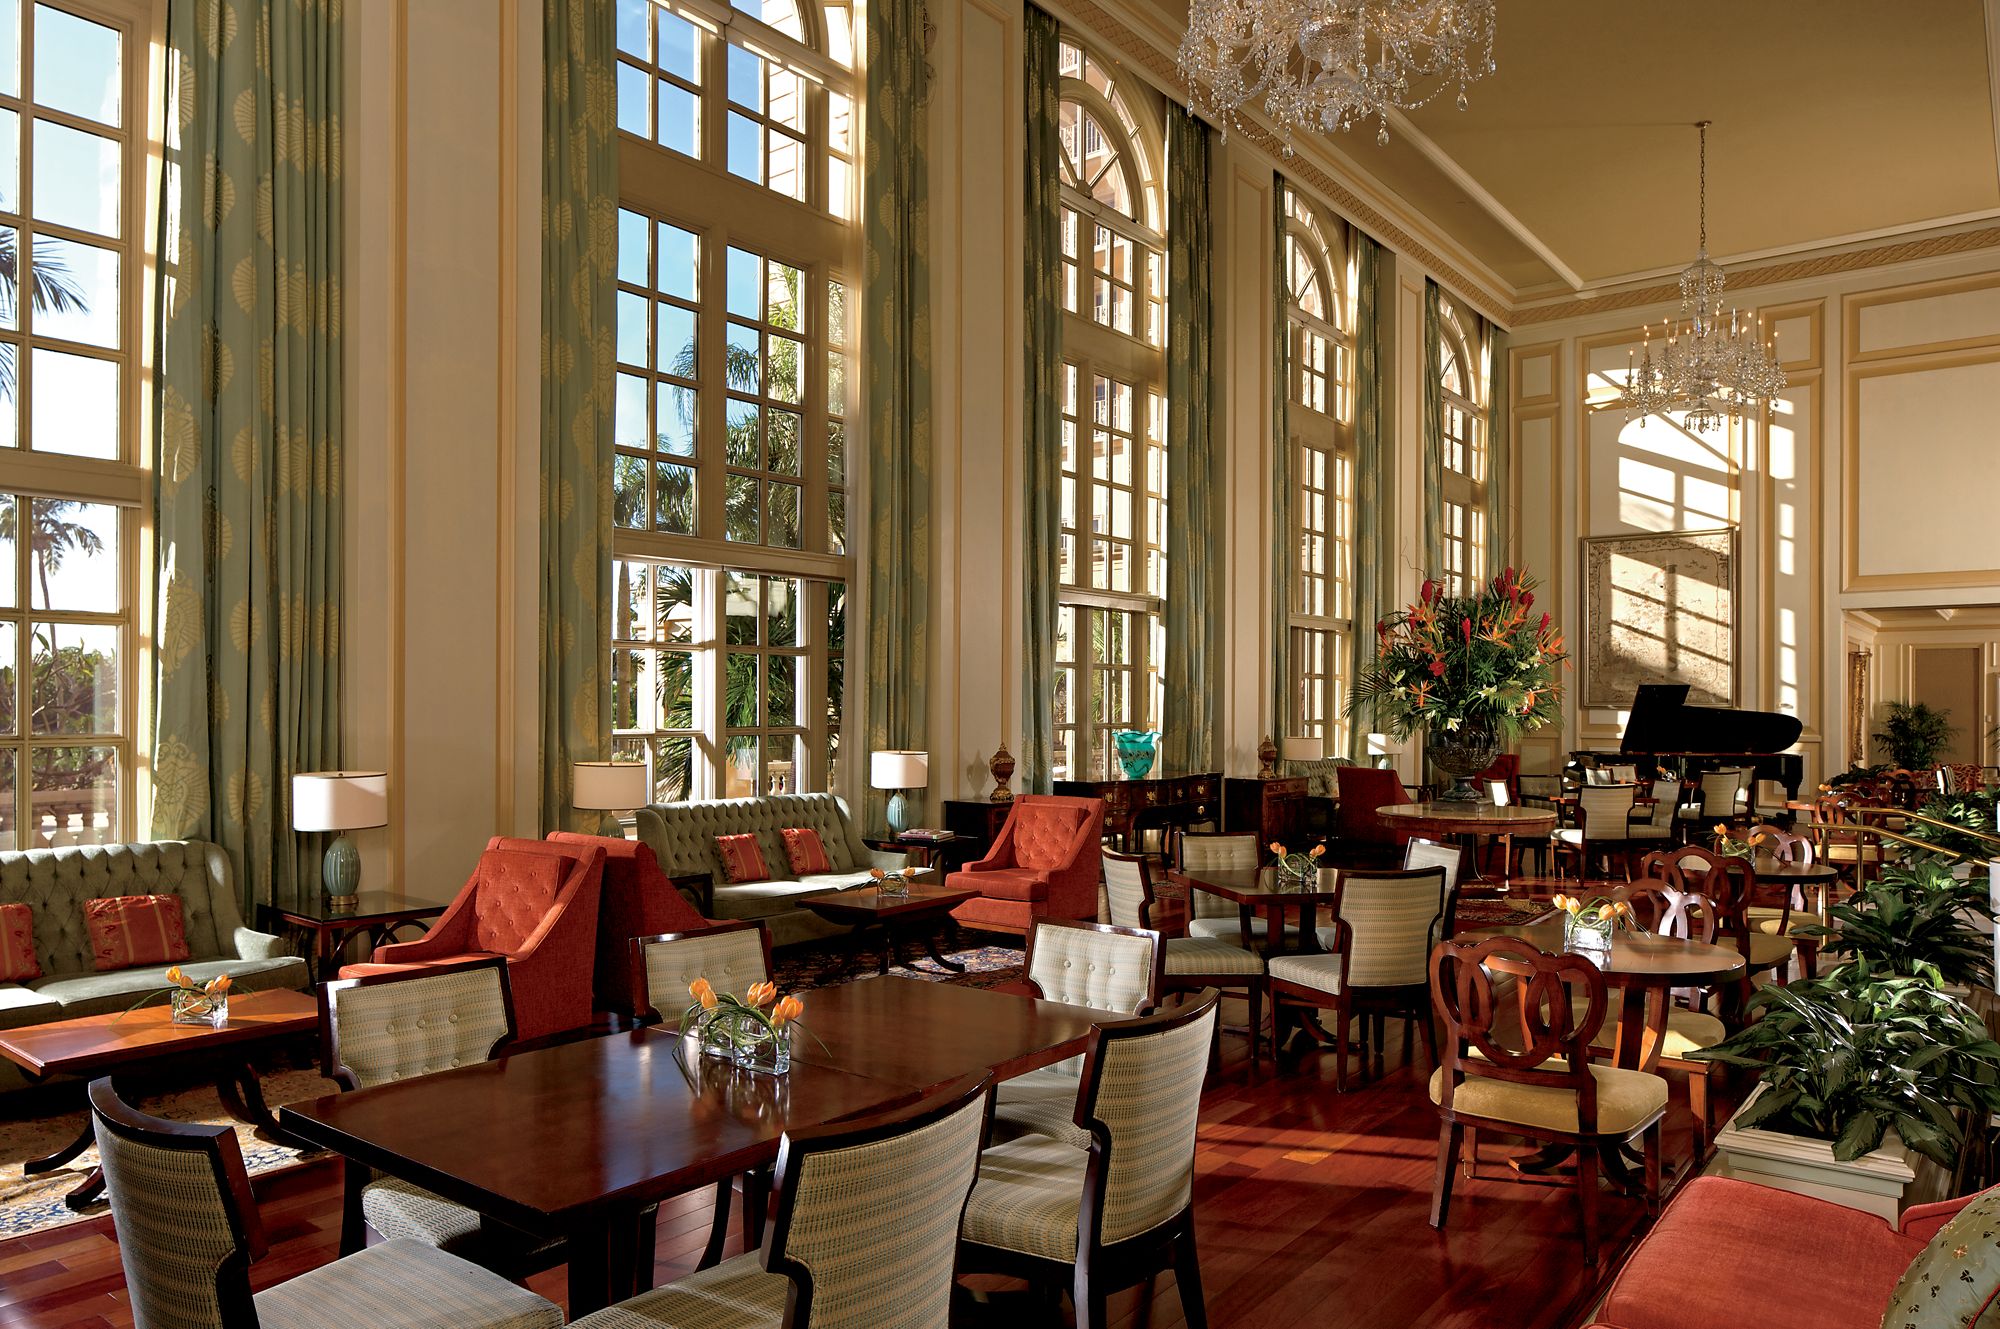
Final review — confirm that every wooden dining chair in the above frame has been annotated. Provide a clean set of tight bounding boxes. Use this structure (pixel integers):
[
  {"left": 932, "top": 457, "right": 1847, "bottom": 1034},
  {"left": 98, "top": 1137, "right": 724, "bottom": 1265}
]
[
  {"left": 1101, "top": 849, "right": 1264, "bottom": 1063},
  {"left": 991, "top": 918, "right": 1164, "bottom": 1149},
  {"left": 1555, "top": 783, "right": 1641, "bottom": 883},
  {"left": 319, "top": 956, "right": 570, "bottom": 1278},
  {"left": 88, "top": 1078, "right": 565, "bottom": 1329},
  {"left": 630, "top": 920, "right": 778, "bottom": 1268},
  {"left": 1174, "top": 830, "right": 1264, "bottom": 942},
  {"left": 1268, "top": 866, "right": 1449, "bottom": 1091},
  {"left": 1640, "top": 846, "right": 1793, "bottom": 1016},
  {"left": 1403, "top": 838, "right": 1461, "bottom": 931},
  {"left": 1743, "top": 822, "right": 1827, "bottom": 979},
  {"left": 569, "top": 1074, "right": 993, "bottom": 1329},
  {"left": 1427, "top": 935, "right": 1668, "bottom": 1266},
  {"left": 958, "top": 992, "right": 1220, "bottom": 1329}
]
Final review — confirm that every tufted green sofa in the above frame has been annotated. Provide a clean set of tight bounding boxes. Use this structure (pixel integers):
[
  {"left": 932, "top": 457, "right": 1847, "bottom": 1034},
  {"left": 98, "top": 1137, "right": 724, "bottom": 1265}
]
[
  {"left": 634, "top": 794, "right": 907, "bottom": 947},
  {"left": 0, "top": 840, "right": 308, "bottom": 1087}
]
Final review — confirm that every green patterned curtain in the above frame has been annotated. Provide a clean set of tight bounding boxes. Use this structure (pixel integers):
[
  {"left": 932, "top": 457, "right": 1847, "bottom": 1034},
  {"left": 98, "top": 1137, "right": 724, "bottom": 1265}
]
[
  {"left": 1021, "top": 5, "right": 1062, "bottom": 794},
  {"left": 1420, "top": 279, "right": 1444, "bottom": 575},
  {"left": 1270, "top": 174, "right": 1291, "bottom": 744},
  {"left": 1485, "top": 322, "right": 1510, "bottom": 569},
  {"left": 538, "top": 0, "right": 617, "bottom": 833},
  {"left": 1347, "top": 232, "right": 1388, "bottom": 760},
  {"left": 151, "top": 0, "right": 344, "bottom": 914},
  {"left": 862, "top": 0, "right": 932, "bottom": 831},
  {"left": 1163, "top": 110, "right": 1213, "bottom": 774}
]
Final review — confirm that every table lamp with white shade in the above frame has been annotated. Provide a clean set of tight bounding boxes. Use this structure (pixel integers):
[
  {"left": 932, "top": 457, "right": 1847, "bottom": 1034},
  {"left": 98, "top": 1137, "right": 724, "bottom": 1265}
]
[
  {"left": 1366, "top": 733, "right": 1396, "bottom": 770},
  {"left": 572, "top": 760, "right": 650, "bottom": 834},
  {"left": 292, "top": 771, "right": 389, "bottom": 911},
  {"left": 870, "top": 750, "right": 928, "bottom": 836},
  {"left": 1280, "top": 737, "right": 1321, "bottom": 767}
]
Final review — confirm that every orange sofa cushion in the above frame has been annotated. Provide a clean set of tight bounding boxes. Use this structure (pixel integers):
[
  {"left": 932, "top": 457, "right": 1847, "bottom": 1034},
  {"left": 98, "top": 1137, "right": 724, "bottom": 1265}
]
[
  {"left": 1012, "top": 804, "right": 1088, "bottom": 871},
  {"left": 715, "top": 833, "right": 771, "bottom": 884},
  {"left": 0, "top": 903, "right": 39, "bottom": 982},
  {"left": 471, "top": 852, "right": 567, "bottom": 954},
  {"left": 779, "top": 827, "right": 834, "bottom": 875},
  {"left": 965, "top": 868, "right": 1049, "bottom": 903},
  {"left": 85, "top": 895, "right": 192, "bottom": 972}
]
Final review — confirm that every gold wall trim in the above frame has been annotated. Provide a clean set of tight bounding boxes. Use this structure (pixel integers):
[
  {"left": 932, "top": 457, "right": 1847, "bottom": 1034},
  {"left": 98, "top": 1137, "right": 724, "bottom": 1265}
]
[
  {"left": 1053, "top": 0, "right": 1510, "bottom": 327},
  {"left": 1842, "top": 271, "right": 2000, "bottom": 366},
  {"left": 1513, "top": 227, "right": 2000, "bottom": 327}
]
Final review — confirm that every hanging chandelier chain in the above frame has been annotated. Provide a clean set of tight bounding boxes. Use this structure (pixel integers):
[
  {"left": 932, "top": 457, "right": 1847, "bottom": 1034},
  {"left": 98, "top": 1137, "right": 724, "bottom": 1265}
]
[{"left": 1697, "top": 120, "right": 1709, "bottom": 251}]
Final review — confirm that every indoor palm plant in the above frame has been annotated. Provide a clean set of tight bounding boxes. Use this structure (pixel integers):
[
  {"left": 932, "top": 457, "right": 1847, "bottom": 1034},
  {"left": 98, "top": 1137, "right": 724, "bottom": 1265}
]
[
  {"left": 1348, "top": 567, "right": 1567, "bottom": 800},
  {"left": 1872, "top": 701, "right": 1957, "bottom": 771}
]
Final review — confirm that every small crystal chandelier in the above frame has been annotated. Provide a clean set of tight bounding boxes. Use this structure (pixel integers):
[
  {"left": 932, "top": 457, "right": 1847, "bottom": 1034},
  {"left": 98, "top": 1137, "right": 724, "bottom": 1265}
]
[
  {"left": 1176, "top": 0, "right": 1496, "bottom": 151},
  {"left": 1623, "top": 122, "right": 1789, "bottom": 433}
]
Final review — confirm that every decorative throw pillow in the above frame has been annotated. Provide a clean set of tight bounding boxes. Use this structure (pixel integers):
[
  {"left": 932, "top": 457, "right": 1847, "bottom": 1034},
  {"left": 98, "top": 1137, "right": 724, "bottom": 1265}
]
[
  {"left": 779, "top": 827, "right": 833, "bottom": 875},
  {"left": 1879, "top": 1186, "right": 2000, "bottom": 1328},
  {"left": 0, "top": 902, "right": 40, "bottom": 982},
  {"left": 715, "top": 833, "right": 771, "bottom": 884},
  {"left": 85, "top": 895, "right": 192, "bottom": 972}
]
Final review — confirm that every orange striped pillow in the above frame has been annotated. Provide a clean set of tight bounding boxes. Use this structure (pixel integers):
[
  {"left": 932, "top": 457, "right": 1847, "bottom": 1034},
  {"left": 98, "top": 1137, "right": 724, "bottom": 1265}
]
[
  {"left": 779, "top": 827, "right": 833, "bottom": 875},
  {"left": 714, "top": 833, "right": 771, "bottom": 884},
  {"left": 85, "top": 895, "right": 192, "bottom": 972},
  {"left": 0, "top": 903, "right": 39, "bottom": 982}
]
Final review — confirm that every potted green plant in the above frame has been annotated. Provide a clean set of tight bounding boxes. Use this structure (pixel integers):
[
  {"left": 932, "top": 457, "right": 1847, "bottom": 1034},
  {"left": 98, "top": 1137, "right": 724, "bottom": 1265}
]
[
  {"left": 1905, "top": 792, "right": 2000, "bottom": 861},
  {"left": 1873, "top": 701, "right": 1958, "bottom": 771},
  {"left": 1348, "top": 567, "right": 1567, "bottom": 801},
  {"left": 1796, "top": 856, "right": 1997, "bottom": 989},
  {"left": 1693, "top": 959, "right": 2000, "bottom": 1219}
]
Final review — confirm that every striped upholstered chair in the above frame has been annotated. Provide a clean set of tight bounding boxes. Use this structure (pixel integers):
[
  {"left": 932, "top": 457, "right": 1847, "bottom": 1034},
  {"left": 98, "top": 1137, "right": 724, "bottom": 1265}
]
[
  {"left": 989, "top": 918, "right": 1163, "bottom": 1150},
  {"left": 318, "top": 956, "right": 571, "bottom": 1278},
  {"left": 88, "top": 1078, "right": 562, "bottom": 1329},
  {"left": 1267, "top": 866, "right": 1449, "bottom": 1091},
  {"left": 632, "top": 920, "right": 777, "bottom": 1268},
  {"left": 958, "top": 991, "right": 1220, "bottom": 1329},
  {"left": 570, "top": 1074, "right": 992, "bottom": 1329},
  {"left": 1101, "top": 849, "right": 1264, "bottom": 1062},
  {"left": 1175, "top": 831, "right": 1265, "bottom": 942}
]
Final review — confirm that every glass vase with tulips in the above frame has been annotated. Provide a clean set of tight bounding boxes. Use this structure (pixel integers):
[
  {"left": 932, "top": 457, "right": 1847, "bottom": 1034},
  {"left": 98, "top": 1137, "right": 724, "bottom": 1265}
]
[
  {"left": 123, "top": 966, "right": 233, "bottom": 1028},
  {"left": 1552, "top": 893, "right": 1638, "bottom": 958},
  {"left": 678, "top": 978, "right": 813, "bottom": 1075},
  {"left": 1268, "top": 841, "right": 1324, "bottom": 891}
]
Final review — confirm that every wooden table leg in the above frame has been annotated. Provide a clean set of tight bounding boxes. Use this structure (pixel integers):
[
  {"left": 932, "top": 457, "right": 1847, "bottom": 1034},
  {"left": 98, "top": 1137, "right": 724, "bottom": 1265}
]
[
  {"left": 877, "top": 923, "right": 895, "bottom": 976},
  {"left": 923, "top": 921, "right": 966, "bottom": 972},
  {"left": 216, "top": 1061, "right": 313, "bottom": 1152},
  {"left": 567, "top": 1212, "right": 615, "bottom": 1317},
  {"left": 22, "top": 1116, "right": 94, "bottom": 1177}
]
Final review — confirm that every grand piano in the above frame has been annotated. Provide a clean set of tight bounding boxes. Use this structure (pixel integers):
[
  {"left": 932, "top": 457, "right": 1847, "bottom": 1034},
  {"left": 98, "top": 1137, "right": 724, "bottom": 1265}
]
[{"left": 1569, "top": 683, "right": 1806, "bottom": 802}]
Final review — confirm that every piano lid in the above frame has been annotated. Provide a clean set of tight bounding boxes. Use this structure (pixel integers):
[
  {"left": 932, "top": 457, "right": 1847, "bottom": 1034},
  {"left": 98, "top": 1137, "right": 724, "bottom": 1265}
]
[{"left": 1619, "top": 683, "right": 1804, "bottom": 757}]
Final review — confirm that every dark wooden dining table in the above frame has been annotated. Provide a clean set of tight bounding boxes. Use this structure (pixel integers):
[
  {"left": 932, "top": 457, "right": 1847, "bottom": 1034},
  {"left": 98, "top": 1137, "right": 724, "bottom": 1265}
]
[
  {"left": 1162, "top": 864, "right": 1343, "bottom": 955},
  {"left": 278, "top": 976, "right": 1110, "bottom": 1315}
]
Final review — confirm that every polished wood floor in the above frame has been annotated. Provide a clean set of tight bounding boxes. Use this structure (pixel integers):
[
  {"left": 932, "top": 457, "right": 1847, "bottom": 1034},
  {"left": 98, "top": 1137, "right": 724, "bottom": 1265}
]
[{"left": 0, "top": 997, "right": 1709, "bottom": 1329}]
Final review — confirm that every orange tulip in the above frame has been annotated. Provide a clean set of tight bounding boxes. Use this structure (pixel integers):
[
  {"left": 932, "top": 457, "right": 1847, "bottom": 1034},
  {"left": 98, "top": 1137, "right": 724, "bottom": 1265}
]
[
  {"left": 165, "top": 965, "right": 187, "bottom": 988},
  {"left": 746, "top": 981, "right": 777, "bottom": 1008},
  {"left": 206, "top": 974, "right": 232, "bottom": 995},
  {"left": 689, "top": 977, "right": 717, "bottom": 1010},
  {"left": 771, "top": 995, "right": 805, "bottom": 1028},
  {"left": 1308, "top": 844, "right": 1325, "bottom": 859},
  {"left": 869, "top": 867, "right": 887, "bottom": 880},
  {"left": 1268, "top": 842, "right": 1285, "bottom": 858}
]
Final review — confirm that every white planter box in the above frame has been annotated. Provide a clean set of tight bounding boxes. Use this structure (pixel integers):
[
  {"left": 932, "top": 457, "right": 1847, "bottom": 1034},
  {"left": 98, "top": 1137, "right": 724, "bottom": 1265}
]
[{"left": 1709, "top": 1084, "right": 1921, "bottom": 1222}]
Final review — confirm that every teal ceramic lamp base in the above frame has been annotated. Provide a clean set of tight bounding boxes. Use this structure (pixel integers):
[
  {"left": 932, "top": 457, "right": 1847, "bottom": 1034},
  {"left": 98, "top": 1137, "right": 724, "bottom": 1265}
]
[
  {"left": 322, "top": 834, "right": 361, "bottom": 912},
  {"left": 885, "top": 791, "right": 913, "bottom": 837}
]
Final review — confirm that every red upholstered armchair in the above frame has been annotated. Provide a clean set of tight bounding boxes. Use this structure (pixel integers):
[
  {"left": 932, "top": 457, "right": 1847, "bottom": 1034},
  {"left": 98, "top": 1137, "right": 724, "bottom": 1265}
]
[
  {"left": 947, "top": 795, "right": 1105, "bottom": 936},
  {"left": 546, "top": 831, "right": 709, "bottom": 1018},
  {"left": 1332, "top": 766, "right": 1414, "bottom": 863},
  {"left": 350, "top": 837, "right": 604, "bottom": 1040}
]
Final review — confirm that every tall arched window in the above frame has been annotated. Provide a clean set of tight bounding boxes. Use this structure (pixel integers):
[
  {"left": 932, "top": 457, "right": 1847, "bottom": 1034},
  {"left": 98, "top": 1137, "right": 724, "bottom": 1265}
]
[
  {"left": 1437, "top": 299, "right": 1486, "bottom": 596},
  {"left": 609, "top": 0, "right": 857, "bottom": 802},
  {"left": 1283, "top": 189, "right": 1355, "bottom": 753},
  {"left": 1052, "top": 35, "right": 1169, "bottom": 781}
]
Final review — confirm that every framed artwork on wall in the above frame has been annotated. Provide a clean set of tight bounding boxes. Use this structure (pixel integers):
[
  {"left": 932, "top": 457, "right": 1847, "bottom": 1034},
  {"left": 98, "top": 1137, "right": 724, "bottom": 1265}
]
[{"left": 1580, "top": 528, "right": 1738, "bottom": 709}]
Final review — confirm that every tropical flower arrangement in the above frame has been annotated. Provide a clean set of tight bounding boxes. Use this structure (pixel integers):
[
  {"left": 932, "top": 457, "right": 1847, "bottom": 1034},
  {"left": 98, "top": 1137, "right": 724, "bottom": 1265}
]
[
  {"left": 125, "top": 965, "right": 233, "bottom": 1028},
  {"left": 678, "top": 977, "right": 813, "bottom": 1075},
  {"left": 1268, "top": 841, "right": 1324, "bottom": 888},
  {"left": 1348, "top": 567, "right": 1568, "bottom": 742},
  {"left": 1552, "top": 893, "right": 1639, "bottom": 954}
]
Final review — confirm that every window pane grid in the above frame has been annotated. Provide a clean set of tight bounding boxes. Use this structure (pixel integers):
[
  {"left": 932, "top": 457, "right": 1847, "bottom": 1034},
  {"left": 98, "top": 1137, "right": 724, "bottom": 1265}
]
[{"left": 723, "top": 245, "right": 810, "bottom": 551}]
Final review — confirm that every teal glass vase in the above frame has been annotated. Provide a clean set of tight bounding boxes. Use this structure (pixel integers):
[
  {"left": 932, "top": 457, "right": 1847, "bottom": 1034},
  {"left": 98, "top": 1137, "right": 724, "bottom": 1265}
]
[{"left": 1113, "top": 730, "right": 1161, "bottom": 780}]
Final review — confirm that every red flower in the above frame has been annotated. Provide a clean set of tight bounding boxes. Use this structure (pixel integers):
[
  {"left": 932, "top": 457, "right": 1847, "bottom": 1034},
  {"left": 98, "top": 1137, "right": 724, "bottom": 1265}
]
[
  {"left": 1538, "top": 611, "right": 1551, "bottom": 633},
  {"left": 1420, "top": 579, "right": 1436, "bottom": 604},
  {"left": 1429, "top": 659, "right": 1446, "bottom": 677},
  {"left": 1521, "top": 591, "right": 1533, "bottom": 610},
  {"left": 1461, "top": 618, "right": 1473, "bottom": 642}
]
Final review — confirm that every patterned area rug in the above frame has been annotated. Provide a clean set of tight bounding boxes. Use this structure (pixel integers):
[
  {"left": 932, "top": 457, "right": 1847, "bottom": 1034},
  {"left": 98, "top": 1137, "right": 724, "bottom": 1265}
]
[
  {"left": 775, "top": 939, "right": 1025, "bottom": 994},
  {"left": 0, "top": 1065, "right": 339, "bottom": 1241},
  {"left": 1453, "top": 896, "right": 1551, "bottom": 930}
]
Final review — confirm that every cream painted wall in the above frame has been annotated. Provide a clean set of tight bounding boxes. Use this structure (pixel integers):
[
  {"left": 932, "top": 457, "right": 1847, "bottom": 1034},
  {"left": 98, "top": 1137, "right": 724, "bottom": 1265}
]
[
  {"left": 1514, "top": 248, "right": 2000, "bottom": 794},
  {"left": 1847, "top": 609, "right": 2000, "bottom": 767},
  {"left": 344, "top": 0, "right": 543, "bottom": 898}
]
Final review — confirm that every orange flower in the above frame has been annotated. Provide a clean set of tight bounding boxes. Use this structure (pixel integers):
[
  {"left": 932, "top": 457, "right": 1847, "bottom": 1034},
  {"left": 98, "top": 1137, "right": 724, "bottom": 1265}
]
[
  {"left": 165, "top": 965, "right": 188, "bottom": 989},
  {"left": 206, "top": 974, "right": 232, "bottom": 995},
  {"left": 869, "top": 867, "right": 886, "bottom": 880},
  {"left": 771, "top": 995, "right": 805, "bottom": 1027},
  {"left": 689, "top": 977, "right": 717, "bottom": 1010},
  {"left": 746, "top": 981, "right": 777, "bottom": 1008},
  {"left": 1308, "top": 844, "right": 1325, "bottom": 859},
  {"left": 1268, "top": 842, "right": 1286, "bottom": 858}
]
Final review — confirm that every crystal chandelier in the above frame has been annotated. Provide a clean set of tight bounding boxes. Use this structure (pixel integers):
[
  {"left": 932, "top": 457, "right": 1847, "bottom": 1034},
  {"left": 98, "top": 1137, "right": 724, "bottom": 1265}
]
[
  {"left": 1176, "top": 0, "right": 1497, "bottom": 150},
  {"left": 1622, "top": 122, "right": 1789, "bottom": 433}
]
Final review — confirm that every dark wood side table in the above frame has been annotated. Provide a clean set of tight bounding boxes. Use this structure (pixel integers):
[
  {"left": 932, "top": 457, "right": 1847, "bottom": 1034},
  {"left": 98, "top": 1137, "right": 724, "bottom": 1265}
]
[
  {"left": 260, "top": 892, "right": 448, "bottom": 982},
  {"left": 1223, "top": 775, "right": 1309, "bottom": 846},
  {"left": 941, "top": 799, "right": 1011, "bottom": 859},
  {"left": 796, "top": 883, "right": 979, "bottom": 975},
  {"left": 865, "top": 830, "right": 974, "bottom": 872},
  {"left": 0, "top": 988, "right": 322, "bottom": 1210}
]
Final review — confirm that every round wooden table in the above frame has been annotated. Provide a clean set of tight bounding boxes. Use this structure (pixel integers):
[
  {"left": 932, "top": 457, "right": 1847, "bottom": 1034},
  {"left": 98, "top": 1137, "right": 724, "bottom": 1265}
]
[{"left": 1377, "top": 802, "right": 1558, "bottom": 891}]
